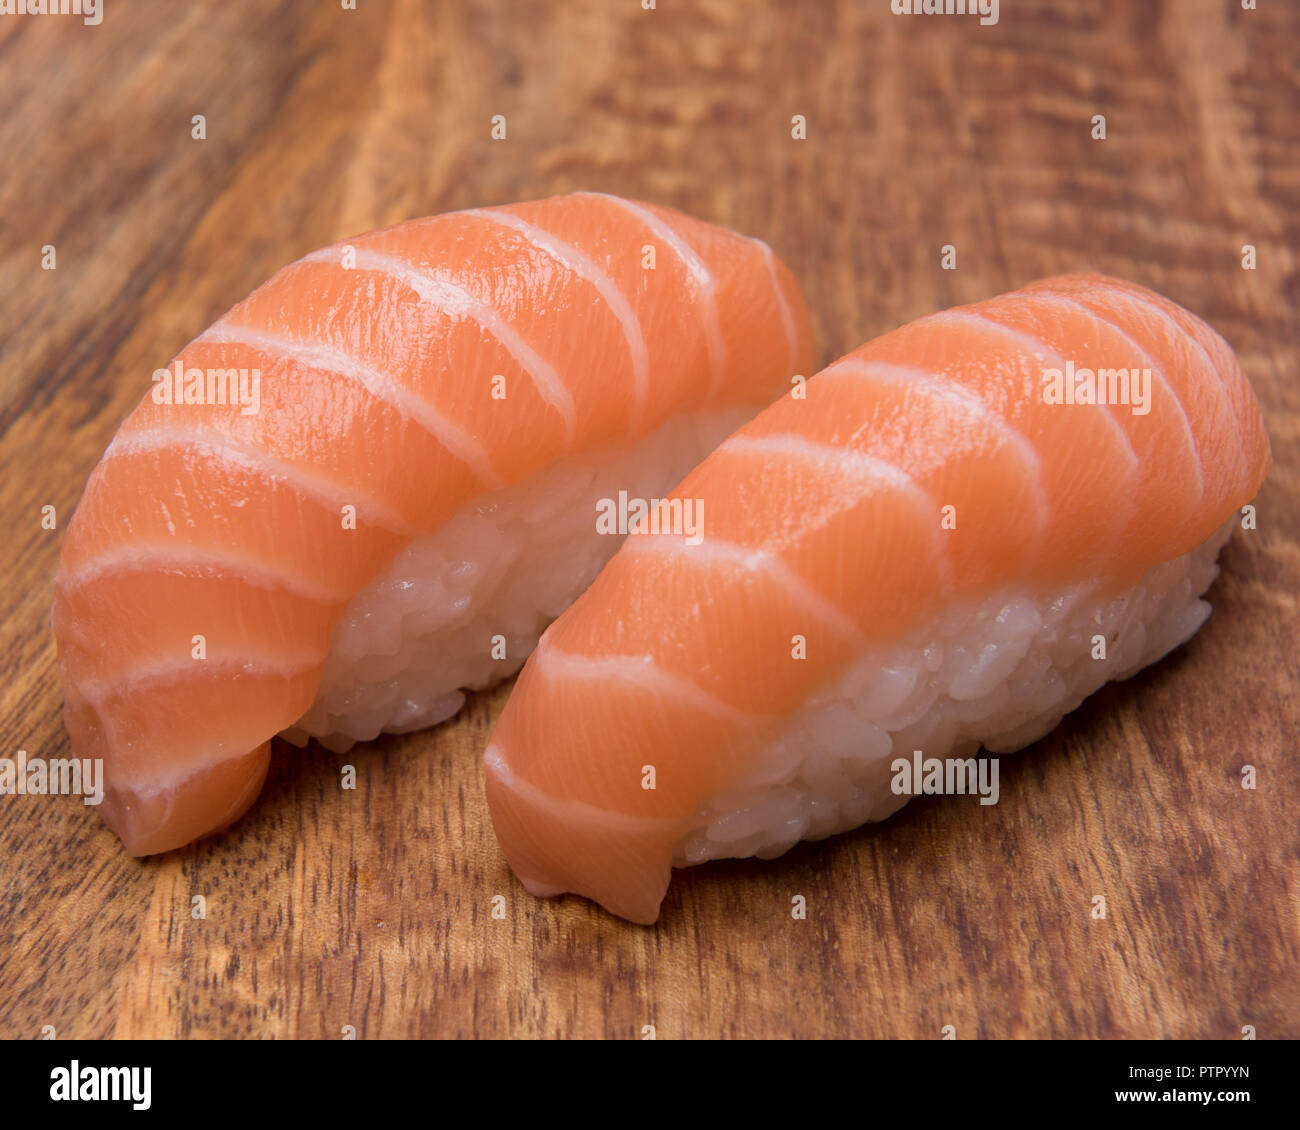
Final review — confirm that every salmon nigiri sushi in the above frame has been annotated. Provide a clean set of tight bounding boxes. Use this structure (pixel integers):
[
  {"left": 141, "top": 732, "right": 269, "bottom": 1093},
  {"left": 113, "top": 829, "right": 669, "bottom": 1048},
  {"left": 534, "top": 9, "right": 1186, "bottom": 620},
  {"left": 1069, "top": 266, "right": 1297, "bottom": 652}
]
[
  {"left": 52, "top": 192, "right": 815, "bottom": 856},
  {"left": 484, "top": 274, "right": 1272, "bottom": 924}
]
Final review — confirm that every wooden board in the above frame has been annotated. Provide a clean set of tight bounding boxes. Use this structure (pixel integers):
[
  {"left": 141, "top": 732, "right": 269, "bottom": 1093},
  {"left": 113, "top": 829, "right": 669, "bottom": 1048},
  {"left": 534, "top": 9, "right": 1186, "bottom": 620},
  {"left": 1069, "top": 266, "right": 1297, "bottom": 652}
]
[{"left": 1, "top": 0, "right": 1296, "bottom": 1039}]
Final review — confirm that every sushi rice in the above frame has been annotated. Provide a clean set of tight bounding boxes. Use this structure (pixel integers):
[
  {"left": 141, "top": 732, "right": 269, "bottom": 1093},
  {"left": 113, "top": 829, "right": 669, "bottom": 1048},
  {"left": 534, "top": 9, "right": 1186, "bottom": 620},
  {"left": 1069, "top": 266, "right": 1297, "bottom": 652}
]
[
  {"left": 281, "top": 405, "right": 756, "bottom": 751},
  {"left": 673, "top": 515, "right": 1234, "bottom": 865}
]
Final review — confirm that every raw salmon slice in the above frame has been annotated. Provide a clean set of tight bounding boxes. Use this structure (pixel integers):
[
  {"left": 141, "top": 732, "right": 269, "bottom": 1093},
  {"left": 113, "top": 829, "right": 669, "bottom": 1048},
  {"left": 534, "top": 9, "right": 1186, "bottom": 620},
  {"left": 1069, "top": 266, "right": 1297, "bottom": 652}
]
[
  {"left": 484, "top": 273, "right": 1271, "bottom": 924},
  {"left": 52, "top": 192, "right": 815, "bottom": 856}
]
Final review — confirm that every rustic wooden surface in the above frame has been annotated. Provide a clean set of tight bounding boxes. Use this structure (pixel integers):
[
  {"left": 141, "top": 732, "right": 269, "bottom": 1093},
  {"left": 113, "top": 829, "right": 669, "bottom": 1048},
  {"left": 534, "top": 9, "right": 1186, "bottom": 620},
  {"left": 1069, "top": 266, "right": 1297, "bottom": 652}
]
[{"left": 1, "top": 0, "right": 1297, "bottom": 1040}]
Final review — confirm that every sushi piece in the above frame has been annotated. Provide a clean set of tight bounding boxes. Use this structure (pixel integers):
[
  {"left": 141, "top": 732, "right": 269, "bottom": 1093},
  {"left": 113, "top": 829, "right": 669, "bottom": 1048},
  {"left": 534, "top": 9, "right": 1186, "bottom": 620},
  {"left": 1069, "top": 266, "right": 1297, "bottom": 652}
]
[
  {"left": 484, "top": 273, "right": 1272, "bottom": 924},
  {"left": 52, "top": 192, "right": 815, "bottom": 855}
]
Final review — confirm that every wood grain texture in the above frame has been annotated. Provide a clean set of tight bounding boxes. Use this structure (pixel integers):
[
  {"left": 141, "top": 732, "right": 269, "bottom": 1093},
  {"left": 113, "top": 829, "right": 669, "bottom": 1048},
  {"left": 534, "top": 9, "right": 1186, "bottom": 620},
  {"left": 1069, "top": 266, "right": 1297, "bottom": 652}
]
[{"left": 1, "top": 0, "right": 1297, "bottom": 1040}]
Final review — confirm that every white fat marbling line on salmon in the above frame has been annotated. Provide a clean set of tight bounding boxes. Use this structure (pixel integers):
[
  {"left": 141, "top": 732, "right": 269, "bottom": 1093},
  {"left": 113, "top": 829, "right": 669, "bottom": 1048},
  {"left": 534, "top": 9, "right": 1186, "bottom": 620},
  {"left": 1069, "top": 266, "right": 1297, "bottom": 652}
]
[
  {"left": 620, "top": 532, "right": 867, "bottom": 646},
  {"left": 104, "top": 428, "right": 417, "bottom": 537},
  {"left": 58, "top": 545, "right": 349, "bottom": 606},
  {"left": 752, "top": 237, "right": 799, "bottom": 377},
  {"left": 303, "top": 247, "right": 578, "bottom": 445},
  {"left": 1078, "top": 283, "right": 1250, "bottom": 484},
  {"left": 823, "top": 358, "right": 1053, "bottom": 531},
  {"left": 483, "top": 741, "right": 681, "bottom": 831},
  {"left": 533, "top": 634, "right": 768, "bottom": 724},
  {"left": 130, "top": 759, "right": 231, "bottom": 824},
  {"left": 199, "top": 321, "right": 502, "bottom": 489},
  {"left": 722, "top": 430, "right": 957, "bottom": 564},
  {"left": 721, "top": 431, "right": 957, "bottom": 593},
  {"left": 132, "top": 743, "right": 272, "bottom": 830},
  {"left": 68, "top": 653, "right": 322, "bottom": 713},
  {"left": 941, "top": 308, "right": 1144, "bottom": 473},
  {"left": 587, "top": 192, "right": 727, "bottom": 400},
  {"left": 722, "top": 431, "right": 926, "bottom": 493},
  {"left": 464, "top": 207, "right": 651, "bottom": 424},
  {"left": 1029, "top": 292, "right": 1206, "bottom": 501}
]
